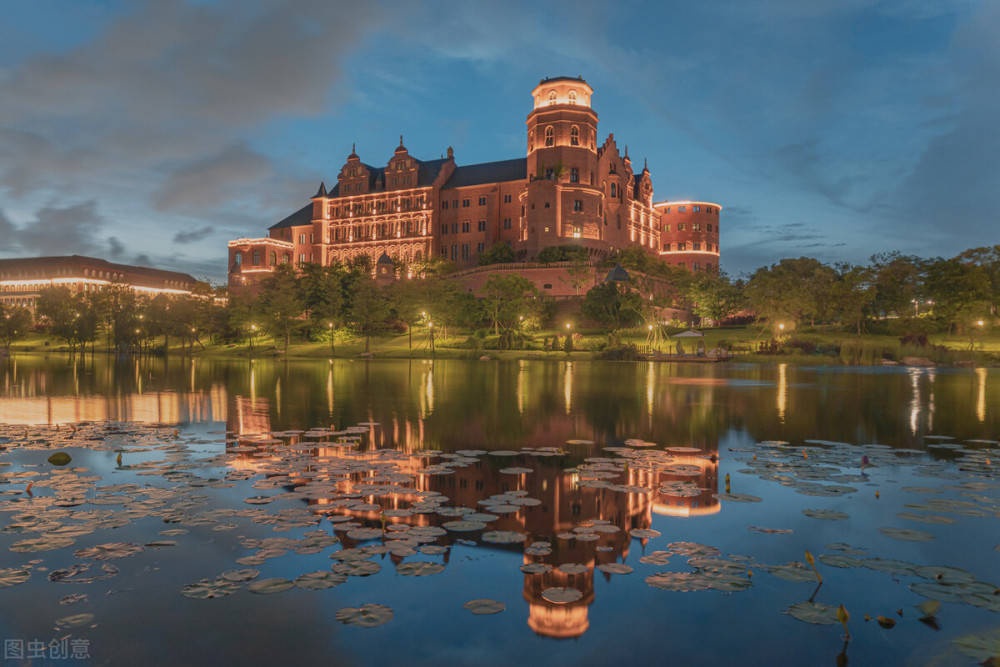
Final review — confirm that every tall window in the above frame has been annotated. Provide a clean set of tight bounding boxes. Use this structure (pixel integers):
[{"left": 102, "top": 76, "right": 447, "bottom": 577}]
[
  {"left": 462, "top": 222, "right": 470, "bottom": 233},
  {"left": 573, "top": 200, "right": 583, "bottom": 212},
  {"left": 548, "top": 91, "right": 557, "bottom": 105},
  {"left": 570, "top": 167, "right": 579, "bottom": 183},
  {"left": 252, "top": 251, "right": 260, "bottom": 265},
  {"left": 568, "top": 90, "right": 577, "bottom": 105},
  {"left": 234, "top": 253, "right": 242, "bottom": 266},
  {"left": 478, "top": 196, "right": 486, "bottom": 206},
  {"left": 610, "top": 183, "right": 617, "bottom": 198},
  {"left": 544, "top": 126, "right": 554, "bottom": 146},
  {"left": 270, "top": 251, "right": 276, "bottom": 266},
  {"left": 298, "top": 233, "right": 306, "bottom": 244},
  {"left": 570, "top": 126, "right": 579, "bottom": 146},
  {"left": 477, "top": 220, "right": 486, "bottom": 231},
  {"left": 503, "top": 218, "right": 511, "bottom": 230}
]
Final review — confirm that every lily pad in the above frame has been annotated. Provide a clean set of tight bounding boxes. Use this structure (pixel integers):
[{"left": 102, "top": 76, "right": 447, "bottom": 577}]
[
  {"left": 220, "top": 569, "right": 260, "bottom": 583},
  {"left": 332, "top": 560, "right": 381, "bottom": 577},
  {"left": 181, "top": 578, "right": 241, "bottom": 599},
  {"left": 397, "top": 561, "right": 445, "bottom": 576},
  {"left": 597, "top": 563, "right": 633, "bottom": 575},
  {"left": 248, "top": 577, "right": 294, "bottom": 594},
  {"left": 336, "top": 603, "right": 394, "bottom": 627},
  {"left": 0, "top": 568, "right": 30, "bottom": 587},
  {"left": 879, "top": 526, "right": 935, "bottom": 542},
  {"left": 784, "top": 601, "right": 840, "bottom": 625},
  {"left": 541, "top": 587, "right": 583, "bottom": 604},
  {"left": 295, "top": 571, "right": 347, "bottom": 590},
  {"left": 802, "top": 509, "right": 849, "bottom": 520},
  {"left": 463, "top": 598, "right": 506, "bottom": 614}
]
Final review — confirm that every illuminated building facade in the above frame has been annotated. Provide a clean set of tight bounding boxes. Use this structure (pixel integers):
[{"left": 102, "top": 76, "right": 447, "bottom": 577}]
[
  {"left": 228, "top": 76, "right": 721, "bottom": 291},
  {"left": 0, "top": 255, "right": 202, "bottom": 310}
]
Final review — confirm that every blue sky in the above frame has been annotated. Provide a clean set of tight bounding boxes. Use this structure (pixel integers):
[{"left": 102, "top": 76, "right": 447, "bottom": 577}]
[{"left": 0, "top": 0, "right": 996, "bottom": 282}]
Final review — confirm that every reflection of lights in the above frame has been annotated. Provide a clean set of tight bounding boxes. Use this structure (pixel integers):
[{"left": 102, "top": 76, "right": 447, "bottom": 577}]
[
  {"left": 976, "top": 367, "right": 987, "bottom": 423},
  {"left": 517, "top": 360, "right": 525, "bottom": 416},
  {"left": 646, "top": 361, "right": 654, "bottom": 418},
  {"left": 776, "top": 363, "right": 787, "bottom": 423},
  {"left": 564, "top": 361, "right": 573, "bottom": 415},
  {"left": 327, "top": 366, "right": 334, "bottom": 416},
  {"left": 908, "top": 368, "right": 920, "bottom": 434}
]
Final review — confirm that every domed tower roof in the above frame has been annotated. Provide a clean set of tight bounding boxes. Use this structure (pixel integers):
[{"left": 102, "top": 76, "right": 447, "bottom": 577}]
[{"left": 531, "top": 75, "right": 594, "bottom": 109}]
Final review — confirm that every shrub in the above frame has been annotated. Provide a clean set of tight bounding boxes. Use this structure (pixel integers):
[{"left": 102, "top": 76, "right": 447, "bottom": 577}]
[
  {"left": 786, "top": 338, "right": 817, "bottom": 355},
  {"left": 563, "top": 334, "right": 574, "bottom": 353},
  {"left": 596, "top": 344, "right": 642, "bottom": 361}
]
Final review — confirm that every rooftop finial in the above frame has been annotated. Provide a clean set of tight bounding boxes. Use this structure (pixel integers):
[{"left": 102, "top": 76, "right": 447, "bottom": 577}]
[
  {"left": 399, "top": 134, "right": 404, "bottom": 146},
  {"left": 644, "top": 157, "right": 648, "bottom": 170}
]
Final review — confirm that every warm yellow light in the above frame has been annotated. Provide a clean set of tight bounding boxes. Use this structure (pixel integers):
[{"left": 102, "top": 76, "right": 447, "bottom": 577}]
[
  {"left": 778, "top": 323, "right": 785, "bottom": 331},
  {"left": 977, "top": 320, "right": 985, "bottom": 327},
  {"left": 648, "top": 324, "right": 653, "bottom": 330},
  {"left": 565, "top": 322, "right": 572, "bottom": 329}
]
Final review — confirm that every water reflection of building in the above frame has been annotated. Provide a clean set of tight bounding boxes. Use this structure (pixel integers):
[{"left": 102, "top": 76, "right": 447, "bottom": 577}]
[{"left": 223, "top": 420, "right": 720, "bottom": 640}]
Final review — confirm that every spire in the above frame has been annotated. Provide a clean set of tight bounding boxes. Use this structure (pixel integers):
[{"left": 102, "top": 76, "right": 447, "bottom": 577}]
[
  {"left": 312, "top": 181, "right": 327, "bottom": 198},
  {"left": 349, "top": 142, "right": 358, "bottom": 159},
  {"left": 624, "top": 145, "right": 630, "bottom": 161},
  {"left": 395, "top": 134, "right": 408, "bottom": 154},
  {"left": 399, "top": 134, "right": 404, "bottom": 147},
  {"left": 643, "top": 157, "right": 648, "bottom": 171}
]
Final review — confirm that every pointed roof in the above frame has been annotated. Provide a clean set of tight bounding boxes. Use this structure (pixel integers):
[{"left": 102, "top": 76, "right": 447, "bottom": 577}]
[
  {"left": 348, "top": 142, "right": 359, "bottom": 159},
  {"left": 395, "top": 134, "right": 407, "bottom": 153},
  {"left": 604, "top": 263, "right": 630, "bottom": 284},
  {"left": 312, "top": 181, "right": 327, "bottom": 198},
  {"left": 377, "top": 252, "right": 394, "bottom": 265}
]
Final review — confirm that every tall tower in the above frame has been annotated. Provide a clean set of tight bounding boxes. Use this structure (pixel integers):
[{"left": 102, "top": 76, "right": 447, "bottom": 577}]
[{"left": 521, "top": 76, "right": 603, "bottom": 256}]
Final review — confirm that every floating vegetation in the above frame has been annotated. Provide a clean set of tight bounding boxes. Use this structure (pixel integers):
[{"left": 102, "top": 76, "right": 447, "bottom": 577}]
[
  {"left": 397, "top": 561, "right": 445, "bottom": 577},
  {"left": 0, "top": 567, "right": 30, "bottom": 587},
  {"left": 336, "top": 604, "right": 394, "bottom": 628},
  {"left": 878, "top": 527, "right": 935, "bottom": 542},
  {"left": 597, "top": 563, "right": 633, "bottom": 575},
  {"left": 541, "top": 587, "right": 583, "bottom": 604},
  {"left": 802, "top": 509, "right": 849, "bottom": 520},
  {"left": 248, "top": 578, "right": 294, "bottom": 594},
  {"left": 464, "top": 599, "right": 506, "bottom": 614},
  {"left": 181, "top": 578, "right": 241, "bottom": 600},
  {"left": 783, "top": 601, "right": 840, "bottom": 625}
]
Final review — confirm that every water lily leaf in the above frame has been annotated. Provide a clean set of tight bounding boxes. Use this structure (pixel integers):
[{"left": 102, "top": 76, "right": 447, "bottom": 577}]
[
  {"left": 55, "top": 612, "right": 94, "bottom": 628},
  {"left": 558, "top": 563, "right": 589, "bottom": 575},
  {"left": 181, "top": 578, "right": 240, "bottom": 599},
  {"left": 10, "top": 536, "right": 75, "bottom": 552},
  {"left": 0, "top": 568, "right": 30, "bottom": 587},
  {"left": 953, "top": 630, "right": 1000, "bottom": 662},
  {"left": 784, "top": 601, "right": 840, "bottom": 625},
  {"left": 802, "top": 509, "right": 849, "bottom": 520},
  {"left": 59, "top": 593, "right": 87, "bottom": 605},
  {"left": 629, "top": 528, "right": 661, "bottom": 539},
  {"left": 74, "top": 542, "right": 144, "bottom": 560},
  {"left": 442, "top": 520, "right": 487, "bottom": 532},
  {"left": 331, "top": 560, "right": 381, "bottom": 577},
  {"left": 916, "top": 599, "right": 941, "bottom": 619},
  {"left": 713, "top": 492, "right": 762, "bottom": 503},
  {"left": 639, "top": 551, "right": 672, "bottom": 565},
  {"left": 336, "top": 603, "right": 394, "bottom": 627},
  {"left": 879, "top": 526, "right": 935, "bottom": 542},
  {"left": 48, "top": 563, "right": 118, "bottom": 584},
  {"left": 295, "top": 571, "right": 347, "bottom": 590},
  {"left": 48, "top": 452, "right": 72, "bottom": 466},
  {"left": 520, "top": 563, "right": 552, "bottom": 574},
  {"left": 541, "top": 587, "right": 583, "bottom": 604},
  {"left": 764, "top": 563, "right": 816, "bottom": 583},
  {"left": 221, "top": 569, "right": 259, "bottom": 583},
  {"left": 597, "top": 563, "right": 633, "bottom": 575},
  {"left": 397, "top": 561, "right": 445, "bottom": 576},
  {"left": 248, "top": 577, "right": 294, "bottom": 594},
  {"left": 346, "top": 527, "right": 384, "bottom": 541},
  {"left": 818, "top": 554, "right": 861, "bottom": 569},
  {"left": 481, "top": 530, "right": 526, "bottom": 545},
  {"left": 463, "top": 599, "right": 505, "bottom": 614}
]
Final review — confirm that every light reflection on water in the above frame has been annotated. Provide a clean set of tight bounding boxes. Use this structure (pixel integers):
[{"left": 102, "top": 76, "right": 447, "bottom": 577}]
[{"left": 0, "top": 355, "right": 998, "bottom": 665}]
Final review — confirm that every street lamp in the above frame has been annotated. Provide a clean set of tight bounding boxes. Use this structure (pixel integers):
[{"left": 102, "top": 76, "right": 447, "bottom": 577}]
[
  {"left": 328, "top": 321, "right": 335, "bottom": 355},
  {"left": 565, "top": 322, "right": 572, "bottom": 330}
]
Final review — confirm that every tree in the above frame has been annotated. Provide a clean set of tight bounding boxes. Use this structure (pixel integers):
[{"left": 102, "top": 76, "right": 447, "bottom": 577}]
[
  {"left": 258, "top": 264, "right": 303, "bottom": 353},
  {"left": 581, "top": 281, "right": 644, "bottom": 336},
  {"left": 388, "top": 279, "right": 429, "bottom": 353},
  {"left": 349, "top": 278, "right": 391, "bottom": 353},
  {"left": 482, "top": 274, "right": 538, "bottom": 338},
  {"left": 478, "top": 242, "right": 516, "bottom": 266},
  {"left": 566, "top": 258, "right": 593, "bottom": 296},
  {"left": 300, "top": 262, "right": 346, "bottom": 352},
  {"left": 745, "top": 257, "right": 834, "bottom": 329},
  {"left": 956, "top": 245, "right": 1000, "bottom": 315},
  {"left": 923, "top": 256, "right": 991, "bottom": 338},
  {"left": 0, "top": 303, "right": 32, "bottom": 353},
  {"left": 870, "top": 252, "right": 924, "bottom": 318},
  {"left": 828, "top": 264, "right": 875, "bottom": 335},
  {"left": 686, "top": 272, "right": 745, "bottom": 324},
  {"left": 538, "top": 245, "right": 588, "bottom": 264}
]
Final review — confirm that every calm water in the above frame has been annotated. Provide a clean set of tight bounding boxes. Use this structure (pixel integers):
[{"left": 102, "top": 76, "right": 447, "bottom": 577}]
[{"left": 0, "top": 356, "right": 998, "bottom": 666}]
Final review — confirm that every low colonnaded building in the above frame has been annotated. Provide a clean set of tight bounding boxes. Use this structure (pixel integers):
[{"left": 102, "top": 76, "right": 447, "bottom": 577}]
[
  {"left": 0, "top": 255, "right": 202, "bottom": 310},
  {"left": 227, "top": 76, "right": 721, "bottom": 295}
]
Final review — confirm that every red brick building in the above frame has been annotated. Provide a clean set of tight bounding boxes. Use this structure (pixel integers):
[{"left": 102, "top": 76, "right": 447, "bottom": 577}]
[
  {"left": 0, "top": 255, "right": 201, "bottom": 310},
  {"left": 228, "top": 76, "right": 721, "bottom": 291}
]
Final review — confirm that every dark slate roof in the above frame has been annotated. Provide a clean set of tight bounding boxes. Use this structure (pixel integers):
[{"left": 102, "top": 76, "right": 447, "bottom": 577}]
[
  {"left": 376, "top": 252, "right": 393, "bottom": 265},
  {"left": 417, "top": 158, "right": 449, "bottom": 186},
  {"left": 268, "top": 203, "right": 313, "bottom": 230},
  {"left": 605, "top": 263, "right": 631, "bottom": 283},
  {"left": 539, "top": 75, "right": 587, "bottom": 85},
  {"left": 442, "top": 158, "right": 527, "bottom": 189}
]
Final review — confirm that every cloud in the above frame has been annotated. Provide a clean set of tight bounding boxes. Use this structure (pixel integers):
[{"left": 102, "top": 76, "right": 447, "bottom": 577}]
[
  {"left": 107, "top": 236, "right": 125, "bottom": 258},
  {"left": 155, "top": 145, "right": 274, "bottom": 213},
  {"left": 172, "top": 226, "right": 216, "bottom": 245},
  {"left": 0, "top": 201, "right": 105, "bottom": 257}
]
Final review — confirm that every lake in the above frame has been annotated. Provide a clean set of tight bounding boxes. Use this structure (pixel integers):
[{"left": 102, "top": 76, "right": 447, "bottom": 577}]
[{"left": 0, "top": 355, "right": 998, "bottom": 665}]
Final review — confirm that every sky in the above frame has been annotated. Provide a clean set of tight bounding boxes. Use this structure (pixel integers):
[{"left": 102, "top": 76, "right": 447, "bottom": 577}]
[{"left": 0, "top": 0, "right": 996, "bottom": 283}]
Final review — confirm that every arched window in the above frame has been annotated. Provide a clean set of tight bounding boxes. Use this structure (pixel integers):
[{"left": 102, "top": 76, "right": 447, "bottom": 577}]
[
  {"left": 544, "top": 126, "right": 554, "bottom": 147},
  {"left": 234, "top": 253, "right": 242, "bottom": 266},
  {"left": 547, "top": 91, "right": 557, "bottom": 106},
  {"left": 570, "top": 126, "right": 580, "bottom": 146},
  {"left": 568, "top": 90, "right": 577, "bottom": 105}
]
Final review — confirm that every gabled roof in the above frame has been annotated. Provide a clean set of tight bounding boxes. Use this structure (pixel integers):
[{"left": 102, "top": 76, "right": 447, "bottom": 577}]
[
  {"left": 268, "top": 203, "right": 313, "bottom": 230},
  {"left": 442, "top": 158, "right": 527, "bottom": 189}
]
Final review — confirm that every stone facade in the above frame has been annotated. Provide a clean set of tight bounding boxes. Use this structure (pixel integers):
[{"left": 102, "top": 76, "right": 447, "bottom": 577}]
[{"left": 227, "top": 76, "right": 721, "bottom": 292}]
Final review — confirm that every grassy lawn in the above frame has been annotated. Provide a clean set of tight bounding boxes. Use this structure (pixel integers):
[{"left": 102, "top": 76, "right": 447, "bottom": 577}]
[{"left": 6, "top": 325, "right": 998, "bottom": 365}]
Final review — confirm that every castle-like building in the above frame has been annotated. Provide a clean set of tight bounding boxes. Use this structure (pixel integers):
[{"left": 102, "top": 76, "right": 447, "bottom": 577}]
[{"left": 228, "top": 76, "right": 721, "bottom": 290}]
